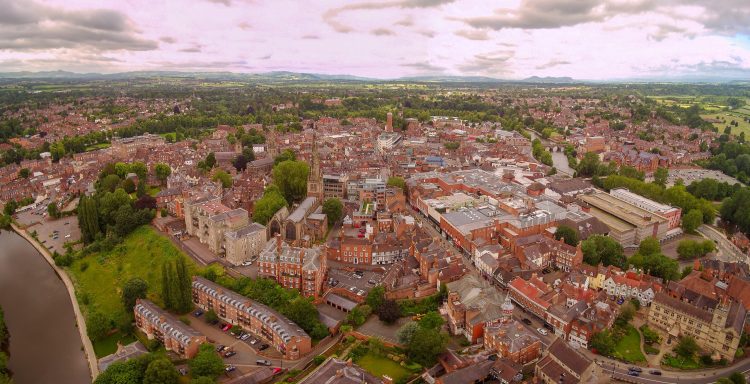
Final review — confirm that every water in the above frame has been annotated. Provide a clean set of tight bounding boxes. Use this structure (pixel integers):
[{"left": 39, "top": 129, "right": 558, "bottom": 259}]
[
  {"left": 551, "top": 151, "right": 574, "bottom": 176},
  {"left": 0, "top": 230, "right": 91, "bottom": 384}
]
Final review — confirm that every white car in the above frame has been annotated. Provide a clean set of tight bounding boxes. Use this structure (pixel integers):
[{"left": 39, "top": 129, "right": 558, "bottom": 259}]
[
  {"left": 537, "top": 328, "right": 548, "bottom": 336},
  {"left": 241, "top": 260, "right": 253, "bottom": 266}
]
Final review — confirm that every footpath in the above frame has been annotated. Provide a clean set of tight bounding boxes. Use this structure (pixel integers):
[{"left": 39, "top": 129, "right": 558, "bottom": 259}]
[{"left": 11, "top": 223, "right": 99, "bottom": 381}]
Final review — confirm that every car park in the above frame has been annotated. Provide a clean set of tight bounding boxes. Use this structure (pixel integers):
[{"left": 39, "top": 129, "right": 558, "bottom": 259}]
[{"left": 256, "top": 359, "right": 271, "bottom": 366}]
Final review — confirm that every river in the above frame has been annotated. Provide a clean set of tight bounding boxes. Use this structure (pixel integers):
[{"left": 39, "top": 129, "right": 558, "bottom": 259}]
[{"left": 0, "top": 230, "right": 91, "bottom": 384}]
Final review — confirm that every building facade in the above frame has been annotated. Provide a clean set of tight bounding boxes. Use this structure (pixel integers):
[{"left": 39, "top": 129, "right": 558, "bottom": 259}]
[{"left": 134, "top": 299, "right": 206, "bottom": 359}]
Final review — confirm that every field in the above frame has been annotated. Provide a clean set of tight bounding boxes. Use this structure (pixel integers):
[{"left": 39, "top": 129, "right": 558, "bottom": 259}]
[
  {"left": 93, "top": 331, "right": 136, "bottom": 357},
  {"left": 612, "top": 325, "right": 646, "bottom": 363},
  {"left": 649, "top": 95, "right": 750, "bottom": 137},
  {"left": 356, "top": 352, "right": 413, "bottom": 382},
  {"left": 67, "top": 226, "right": 200, "bottom": 356}
]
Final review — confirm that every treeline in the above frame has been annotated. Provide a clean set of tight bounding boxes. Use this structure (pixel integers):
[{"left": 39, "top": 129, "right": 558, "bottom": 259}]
[
  {"left": 703, "top": 141, "right": 750, "bottom": 184},
  {"left": 0, "top": 306, "right": 10, "bottom": 384}
]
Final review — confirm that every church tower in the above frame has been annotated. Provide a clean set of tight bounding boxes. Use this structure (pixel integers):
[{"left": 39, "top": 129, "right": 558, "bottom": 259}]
[
  {"left": 266, "top": 129, "right": 279, "bottom": 159},
  {"left": 307, "top": 131, "right": 324, "bottom": 201}
]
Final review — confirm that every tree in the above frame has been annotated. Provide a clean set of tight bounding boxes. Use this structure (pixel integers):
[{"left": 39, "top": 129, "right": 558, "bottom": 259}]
[
  {"left": 232, "top": 154, "right": 248, "bottom": 172},
  {"left": 87, "top": 311, "right": 112, "bottom": 341},
  {"left": 387, "top": 176, "right": 406, "bottom": 192},
  {"left": 78, "top": 195, "right": 100, "bottom": 243},
  {"left": 654, "top": 167, "right": 669, "bottom": 187},
  {"left": 143, "top": 358, "right": 178, "bottom": 384},
  {"left": 204, "top": 309, "right": 218, "bottom": 324},
  {"left": 47, "top": 202, "right": 60, "bottom": 219},
  {"left": 629, "top": 252, "right": 679, "bottom": 281},
  {"left": 576, "top": 152, "right": 602, "bottom": 177},
  {"left": 418, "top": 311, "right": 444, "bottom": 330},
  {"left": 189, "top": 344, "right": 224, "bottom": 379},
  {"left": 175, "top": 258, "right": 193, "bottom": 313},
  {"left": 638, "top": 236, "right": 661, "bottom": 256},
  {"left": 136, "top": 180, "right": 147, "bottom": 198},
  {"left": 581, "top": 235, "right": 626, "bottom": 268},
  {"left": 274, "top": 149, "right": 296, "bottom": 165},
  {"left": 272, "top": 160, "right": 309, "bottom": 204},
  {"left": 135, "top": 195, "right": 157, "bottom": 210},
  {"left": 677, "top": 239, "right": 716, "bottom": 260},
  {"left": 554, "top": 225, "right": 579, "bottom": 246},
  {"left": 614, "top": 303, "right": 635, "bottom": 328},
  {"left": 50, "top": 141, "right": 66, "bottom": 162},
  {"left": 252, "top": 185, "right": 287, "bottom": 225},
  {"left": 322, "top": 198, "right": 343, "bottom": 224},
  {"left": 346, "top": 305, "right": 372, "bottom": 326},
  {"left": 407, "top": 328, "right": 448, "bottom": 366},
  {"left": 122, "top": 278, "right": 148, "bottom": 311},
  {"left": 19, "top": 168, "right": 29, "bottom": 178},
  {"left": 397, "top": 321, "right": 420, "bottom": 344},
  {"left": 99, "top": 174, "right": 122, "bottom": 193},
  {"left": 212, "top": 170, "right": 232, "bottom": 188},
  {"left": 190, "top": 377, "right": 215, "bottom": 384},
  {"left": 590, "top": 330, "right": 617, "bottom": 356},
  {"left": 682, "top": 209, "right": 703, "bottom": 233},
  {"left": 674, "top": 336, "right": 700, "bottom": 359},
  {"left": 205, "top": 153, "right": 216, "bottom": 169},
  {"left": 121, "top": 178, "right": 136, "bottom": 194},
  {"left": 366, "top": 286, "right": 385, "bottom": 311},
  {"left": 161, "top": 263, "right": 174, "bottom": 310},
  {"left": 377, "top": 300, "right": 401, "bottom": 324},
  {"left": 154, "top": 163, "right": 171, "bottom": 185}
]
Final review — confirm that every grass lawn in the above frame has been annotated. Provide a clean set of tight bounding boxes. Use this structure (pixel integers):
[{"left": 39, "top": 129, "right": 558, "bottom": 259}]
[
  {"left": 662, "top": 354, "right": 704, "bottom": 370},
  {"left": 612, "top": 325, "right": 646, "bottom": 363},
  {"left": 356, "top": 353, "right": 413, "bottom": 383},
  {"left": 147, "top": 185, "right": 162, "bottom": 197},
  {"left": 67, "top": 225, "right": 200, "bottom": 330},
  {"left": 85, "top": 143, "right": 111, "bottom": 152},
  {"left": 93, "top": 331, "right": 136, "bottom": 358}
]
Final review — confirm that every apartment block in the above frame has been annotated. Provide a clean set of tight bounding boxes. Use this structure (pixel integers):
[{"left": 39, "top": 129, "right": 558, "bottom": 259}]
[{"left": 134, "top": 299, "right": 206, "bottom": 359}]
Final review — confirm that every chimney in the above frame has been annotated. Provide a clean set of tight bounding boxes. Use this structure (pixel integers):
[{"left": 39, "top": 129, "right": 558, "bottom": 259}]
[
  {"left": 335, "top": 369, "right": 344, "bottom": 378},
  {"left": 346, "top": 358, "right": 353, "bottom": 367}
]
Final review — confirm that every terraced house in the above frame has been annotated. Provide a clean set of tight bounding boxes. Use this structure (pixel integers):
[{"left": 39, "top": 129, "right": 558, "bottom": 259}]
[
  {"left": 191, "top": 276, "right": 312, "bottom": 359},
  {"left": 134, "top": 299, "right": 206, "bottom": 359}
]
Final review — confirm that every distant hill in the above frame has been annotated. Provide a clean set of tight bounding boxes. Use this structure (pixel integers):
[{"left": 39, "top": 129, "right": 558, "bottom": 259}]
[{"left": 521, "top": 76, "right": 576, "bottom": 84}]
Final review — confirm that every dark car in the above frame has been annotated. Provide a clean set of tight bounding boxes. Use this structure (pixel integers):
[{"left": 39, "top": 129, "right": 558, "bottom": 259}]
[
  {"left": 259, "top": 344, "right": 269, "bottom": 351},
  {"left": 628, "top": 367, "right": 642, "bottom": 373},
  {"left": 216, "top": 345, "right": 226, "bottom": 352},
  {"left": 224, "top": 350, "right": 236, "bottom": 358},
  {"left": 225, "top": 365, "right": 236, "bottom": 372},
  {"left": 193, "top": 309, "right": 204, "bottom": 317},
  {"left": 627, "top": 371, "right": 639, "bottom": 377},
  {"left": 649, "top": 370, "right": 662, "bottom": 376},
  {"left": 522, "top": 318, "right": 532, "bottom": 325}
]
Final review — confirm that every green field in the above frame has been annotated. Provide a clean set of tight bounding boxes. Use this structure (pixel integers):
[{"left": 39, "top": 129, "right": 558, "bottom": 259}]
[
  {"left": 612, "top": 325, "right": 646, "bottom": 363},
  {"left": 356, "top": 353, "right": 413, "bottom": 383},
  {"left": 649, "top": 95, "right": 750, "bottom": 137},
  {"left": 67, "top": 225, "right": 200, "bottom": 356},
  {"left": 85, "top": 143, "right": 111, "bottom": 152},
  {"left": 93, "top": 331, "right": 136, "bottom": 357}
]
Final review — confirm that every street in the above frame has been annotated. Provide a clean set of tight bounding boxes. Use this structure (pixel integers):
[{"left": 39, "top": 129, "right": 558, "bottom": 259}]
[{"left": 698, "top": 225, "right": 746, "bottom": 264}]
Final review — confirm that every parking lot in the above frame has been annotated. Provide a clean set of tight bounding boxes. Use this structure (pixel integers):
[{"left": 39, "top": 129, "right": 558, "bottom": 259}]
[
  {"left": 326, "top": 261, "right": 384, "bottom": 296},
  {"left": 25, "top": 216, "right": 81, "bottom": 255}
]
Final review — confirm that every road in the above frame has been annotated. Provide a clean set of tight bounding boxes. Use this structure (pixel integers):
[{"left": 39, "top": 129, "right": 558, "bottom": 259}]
[{"left": 698, "top": 224, "right": 747, "bottom": 264}]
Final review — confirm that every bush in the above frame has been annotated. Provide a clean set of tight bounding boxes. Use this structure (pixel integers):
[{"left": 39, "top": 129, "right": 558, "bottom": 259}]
[{"left": 313, "top": 355, "right": 326, "bottom": 365}]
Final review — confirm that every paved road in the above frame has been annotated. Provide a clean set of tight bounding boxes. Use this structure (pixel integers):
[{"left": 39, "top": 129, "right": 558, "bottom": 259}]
[{"left": 698, "top": 225, "right": 746, "bottom": 264}]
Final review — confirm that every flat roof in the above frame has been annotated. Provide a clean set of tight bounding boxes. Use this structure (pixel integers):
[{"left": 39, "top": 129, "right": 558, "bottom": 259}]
[{"left": 580, "top": 193, "right": 667, "bottom": 228}]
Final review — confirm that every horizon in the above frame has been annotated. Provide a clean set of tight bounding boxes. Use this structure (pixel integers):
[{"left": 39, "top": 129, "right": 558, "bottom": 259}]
[{"left": 1, "top": 0, "right": 749, "bottom": 80}]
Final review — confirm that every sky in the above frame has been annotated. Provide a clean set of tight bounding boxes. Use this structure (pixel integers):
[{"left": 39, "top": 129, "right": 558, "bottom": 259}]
[{"left": 1, "top": 0, "right": 750, "bottom": 80}]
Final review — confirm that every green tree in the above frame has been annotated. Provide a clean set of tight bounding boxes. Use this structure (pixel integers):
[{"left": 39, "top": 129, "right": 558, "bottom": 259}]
[
  {"left": 161, "top": 263, "right": 174, "bottom": 310},
  {"left": 19, "top": 168, "right": 29, "bottom": 178},
  {"left": 681, "top": 209, "right": 703, "bottom": 233},
  {"left": 674, "top": 336, "right": 700, "bottom": 359},
  {"left": 175, "top": 258, "right": 193, "bottom": 313},
  {"left": 121, "top": 178, "right": 136, "bottom": 194},
  {"left": 232, "top": 154, "right": 248, "bottom": 172},
  {"left": 366, "top": 286, "right": 385, "bottom": 311},
  {"left": 212, "top": 170, "right": 232, "bottom": 188},
  {"left": 638, "top": 236, "right": 661, "bottom": 256},
  {"left": 143, "top": 358, "right": 178, "bottom": 384},
  {"left": 590, "top": 330, "right": 617, "bottom": 356},
  {"left": 418, "top": 311, "right": 444, "bottom": 330},
  {"left": 78, "top": 195, "right": 100, "bottom": 243},
  {"left": 130, "top": 162, "right": 148, "bottom": 180},
  {"left": 407, "top": 328, "right": 448, "bottom": 366},
  {"left": 272, "top": 160, "right": 309, "bottom": 204},
  {"left": 397, "top": 321, "right": 420, "bottom": 344},
  {"left": 322, "top": 198, "right": 343, "bottom": 224},
  {"left": 50, "top": 141, "right": 66, "bottom": 162},
  {"left": 154, "top": 163, "right": 171, "bottom": 185},
  {"left": 554, "top": 225, "right": 579, "bottom": 246},
  {"left": 252, "top": 185, "right": 287, "bottom": 225},
  {"left": 136, "top": 180, "right": 147, "bottom": 198},
  {"left": 377, "top": 300, "right": 401, "bottom": 324},
  {"left": 274, "top": 149, "right": 296, "bottom": 165},
  {"left": 190, "top": 377, "right": 215, "bottom": 384},
  {"left": 122, "top": 277, "right": 149, "bottom": 311},
  {"left": 204, "top": 309, "right": 218, "bottom": 324},
  {"left": 205, "top": 153, "right": 216, "bottom": 169},
  {"left": 87, "top": 311, "right": 111, "bottom": 341},
  {"left": 654, "top": 167, "right": 669, "bottom": 187},
  {"left": 189, "top": 344, "right": 224, "bottom": 379},
  {"left": 387, "top": 176, "right": 407, "bottom": 192},
  {"left": 99, "top": 174, "right": 122, "bottom": 193},
  {"left": 581, "top": 235, "right": 626, "bottom": 267},
  {"left": 47, "top": 202, "right": 60, "bottom": 219}
]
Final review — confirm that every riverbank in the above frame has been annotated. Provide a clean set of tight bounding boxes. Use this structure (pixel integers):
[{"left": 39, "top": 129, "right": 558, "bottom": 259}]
[{"left": 10, "top": 223, "right": 99, "bottom": 381}]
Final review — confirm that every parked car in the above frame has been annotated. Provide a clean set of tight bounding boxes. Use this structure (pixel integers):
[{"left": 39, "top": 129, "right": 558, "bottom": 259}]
[
  {"left": 222, "top": 323, "right": 232, "bottom": 332},
  {"left": 240, "top": 334, "right": 250, "bottom": 341},
  {"left": 627, "top": 371, "right": 639, "bottom": 377},
  {"left": 272, "top": 367, "right": 282, "bottom": 375},
  {"left": 349, "top": 286, "right": 357, "bottom": 293},
  {"left": 357, "top": 290, "right": 365, "bottom": 296},
  {"left": 216, "top": 345, "right": 226, "bottom": 352},
  {"left": 522, "top": 318, "right": 532, "bottom": 325},
  {"left": 259, "top": 344, "right": 269, "bottom": 351},
  {"left": 193, "top": 309, "right": 204, "bottom": 317},
  {"left": 537, "top": 328, "right": 548, "bottom": 336},
  {"left": 178, "top": 368, "right": 188, "bottom": 375},
  {"left": 249, "top": 338, "right": 258, "bottom": 345},
  {"left": 224, "top": 350, "right": 236, "bottom": 358},
  {"left": 225, "top": 365, "right": 236, "bottom": 372},
  {"left": 241, "top": 260, "right": 252, "bottom": 266},
  {"left": 649, "top": 370, "right": 662, "bottom": 376},
  {"left": 628, "top": 367, "right": 643, "bottom": 373},
  {"left": 256, "top": 359, "right": 272, "bottom": 366}
]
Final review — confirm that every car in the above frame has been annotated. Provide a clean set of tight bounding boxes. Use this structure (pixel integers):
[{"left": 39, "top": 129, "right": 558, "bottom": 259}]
[
  {"left": 225, "top": 365, "right": 236, "bottom": 372},
  {"left": 240, "top": 334, "right": 250, "bottom": 341},
  {"left": 222, "top": 323, "right": 232, "bottom": 332},
  {"left": 250, "top": 338, "right": 258, "bottom": 345},
  {"left": 241, "top": 260, "right": 253, "bottom": 266},
  {"left": 259, "top": 344, "right": 269, "bottom": 351},
  {"left": 216, "top": 345, "right": 226, "bottom": 352},
  {"left": 349, "top": 286, "right": 357, "bottom": 292},
  {"left": 367, "top": 279, "right": 377, "bottom": 285},
  {"left": 353, "top": 273, "right": 362, "bottom": 279},
  {"left": 354, "top": 270, "right": 364, "bottom": 276},
  {"left": 522, "top": 318, "right": 532, "bottom": 325},
  {"left": 537, "top": 328, "right": 548, "bottom": 336},
  {"left": 649, "top": 370, "right": 662, "bottom": 376},
  {"left": 65, "top": 234, "right": 71, "bottom": 238},
  {"left": 256, "top": 359, "right": 272, "bottom": 366},
  {"left": 178, "top": 368, "right": 188, "bottom": 376},
  {"left": 272, "top": 367, "right": 282, "bottom": 375},
  {"left": 193, "top": 309, "right": 204, "bottom": 317},
  {"left": 616, "top": 297, "right": 625, "bottom": 305},
  {"left": 628, "top": 367, "right": 643, "bottom": 373},
  {"left": 627, "top": 371, "right": 639, "bottom": 377},
  {"left": 357, "top": 290, "right": 365, "bottom": 296},
  {"left": 224, "top": 350, "right": 236, "bottom": 358},
  {"left": 64, "top": 222, "right": 70, "bottom": 225}
]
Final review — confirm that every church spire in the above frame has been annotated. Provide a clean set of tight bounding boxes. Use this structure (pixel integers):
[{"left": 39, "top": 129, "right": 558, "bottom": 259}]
[{"left": 307, "top": 129, "right": 324, "bottom": 200}]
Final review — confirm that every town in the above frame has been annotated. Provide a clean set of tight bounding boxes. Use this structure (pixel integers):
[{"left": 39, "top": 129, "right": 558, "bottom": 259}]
[{"left": 1, "top": 76, "right": 750, "bottom": 384}]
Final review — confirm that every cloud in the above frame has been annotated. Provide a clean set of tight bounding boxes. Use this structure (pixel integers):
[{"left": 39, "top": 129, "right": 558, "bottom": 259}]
[
  {"left": 0, "top": 0, "right": 157, "bottom": 51},
  {"left": 258, "top": 54, "right": 272, "bottom": 60},
  {"left": 238, "top": 22, "right": 252, "bottom": 30},
  {"left": 401, "top": 61, "right": 446, "bottom": 72},
  {"left": 458, "top": 50, "right": 514, "bottom": 75},
  {"left": 395, "top": 17, "right": 414, "bottom": 27},
  {"left": 179, "top": 44, "right": 203, "bottom": 53},
  {"left": 206, "top": 0, "right": 231, "bottom": 5},
  {"left": 323, "top": 0, "right": 455, "bottom": 33},
  {"left": 301, "top": 34, "right": 320, "bottom": 39},
  {"left": 160, "top": 36, "right": 176, "bottom": 44},
  {"left": 418, "top": 30, "right": 436, "bottom": 38},
  {"left": 455, "top": 29, "right": 490, "bottom": 40},
  {"left": 371, "top": 28, "right": 395, "bottom": 36},
  {"left": 535, "top": 59, "right": 571, "bottom": 70}
]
